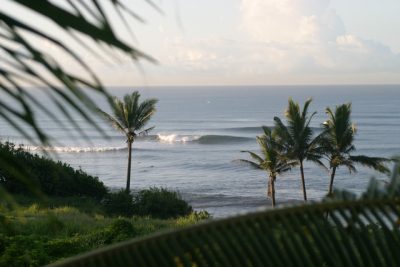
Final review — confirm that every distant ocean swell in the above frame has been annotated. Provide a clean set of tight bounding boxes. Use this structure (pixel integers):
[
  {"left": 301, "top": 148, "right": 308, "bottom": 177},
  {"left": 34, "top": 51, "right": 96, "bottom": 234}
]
[{"left": 221, "top": 126, "right": 322, "bottom": 133}]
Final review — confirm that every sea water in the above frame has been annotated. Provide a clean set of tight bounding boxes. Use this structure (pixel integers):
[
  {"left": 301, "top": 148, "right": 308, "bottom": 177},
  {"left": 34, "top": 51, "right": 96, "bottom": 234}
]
[{"left": 1, "top": 85, "right": 399, "bottom": 217}]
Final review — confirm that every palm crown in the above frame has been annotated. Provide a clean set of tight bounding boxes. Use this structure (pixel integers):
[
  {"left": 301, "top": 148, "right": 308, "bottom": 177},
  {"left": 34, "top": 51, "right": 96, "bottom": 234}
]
[
  {"left": 100, "top": 92, "right": 158, "bottom": 142},
  {"left": 321, "top": 103, "right": 389, "bottom": 195}
]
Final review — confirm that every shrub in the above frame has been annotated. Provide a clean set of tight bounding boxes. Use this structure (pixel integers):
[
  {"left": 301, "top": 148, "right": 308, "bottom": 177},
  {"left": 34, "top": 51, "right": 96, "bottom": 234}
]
[
  {"left": 106, "top": 219, "right": 136, "bottom": 243},
  {"left": 133, "top": 188, "right": 193, "bottom": 219},
  {"left": 46, "top": 237, "right": 85, "bottom": 260},
  {"left": 0, "top": 142, "right": 108, "bottom": 199},
  {"left": 81, "top": 219, "right": 136, "bottom": 247},
  {"left": 0, "top": 235, "right": 49, "bottom": 267},
  {"left": 176, "top": 210, "right": 211, "bottom": 226},
  {"left": 101, "top": 190, "right": 135, "bottom": 217}
]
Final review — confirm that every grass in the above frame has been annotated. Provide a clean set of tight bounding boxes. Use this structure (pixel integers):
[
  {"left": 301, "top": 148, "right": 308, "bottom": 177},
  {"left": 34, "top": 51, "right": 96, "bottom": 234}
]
[{"left": 0, "top": 195, "right": 209, "bottom": 266}]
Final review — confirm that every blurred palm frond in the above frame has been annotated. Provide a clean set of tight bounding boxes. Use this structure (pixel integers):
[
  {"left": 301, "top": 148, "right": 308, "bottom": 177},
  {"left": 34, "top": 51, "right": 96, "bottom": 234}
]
[{"left": 50, "top": 164, "right": 400, "bottom": 267}]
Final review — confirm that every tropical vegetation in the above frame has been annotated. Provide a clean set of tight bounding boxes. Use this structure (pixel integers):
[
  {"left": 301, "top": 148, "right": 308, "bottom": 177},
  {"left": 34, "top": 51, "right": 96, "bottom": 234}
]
[
  {"left": 0, "top": 197, "right": 207, "bottom": 267},
  {"left": 0, "top": 145, "right": 207, "bottom": 266},
  {"left": 0, "top": 142, "right": 108, "bottom": 199},
  {"left": 98, "top": 92, "right": 157, "bottom": 192},
  {"left": 132, "top": 187, "right": 193, "bottom": 219},
  {"left": 241, "top": 126, "right": 296, "bottom": 207},
  {"left": 49, "top": 164, "right": 400, "bottom": 267},
  {"left": 320, "top": 103, "right": 390, "bottom": 195},
  {"left": 273, "top": 98, "right": 325, "bottom": 201}
]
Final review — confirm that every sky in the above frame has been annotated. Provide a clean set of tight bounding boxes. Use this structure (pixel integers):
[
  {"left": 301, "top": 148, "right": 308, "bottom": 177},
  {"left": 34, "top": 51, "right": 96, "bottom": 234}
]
[{"left": 3, "top": 0, "right": 400, "bottom": 86}]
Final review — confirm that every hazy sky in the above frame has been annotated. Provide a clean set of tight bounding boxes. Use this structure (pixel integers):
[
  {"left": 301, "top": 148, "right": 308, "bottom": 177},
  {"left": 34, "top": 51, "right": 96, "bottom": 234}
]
[{"left": 4, "top": 0, "right": 400, "bottom": 86}]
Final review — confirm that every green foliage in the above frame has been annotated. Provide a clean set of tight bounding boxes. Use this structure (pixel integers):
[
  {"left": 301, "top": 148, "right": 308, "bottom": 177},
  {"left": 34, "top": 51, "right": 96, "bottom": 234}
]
[
  {"left": 49, "top": 166, "right": 400, "bottom": 267},
  {"left": 0, "top": 235, "right": 50, "bottom": 267},
  {"left": 176, "top": 210, "right": 211, "bottom": 226},
  {"left": 101, "top": 187, "right": 194, "bottom": 219},
  {"left": 0, "top": 1, "right": 155, "bottom": 144},
  {"left": 0, "top": 200, "right": 192, "bottom": 266},
  {"left": 0, "top": 221, "right": 136, "bottom": 267},
  {"left": 321, "top": 103, "right": 390, "bottom": 195},
  {"left": 133, "top": 188, "right": 193, "bottom": 219},
  {"left": 106, "top": 219, "right": 137, "bottom": 243},
  {"left": 101, "top": 190, "right": 135, "bottom": 217},
  {"left": 0, "top": 142, "right": 108, "bottom": 199}
]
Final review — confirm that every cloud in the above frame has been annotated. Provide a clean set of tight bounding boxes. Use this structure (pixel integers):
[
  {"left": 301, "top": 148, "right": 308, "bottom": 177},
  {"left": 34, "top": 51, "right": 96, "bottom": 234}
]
[
  {"left": 103, "top": 0, "right": 400, "bottom": 86},
  {"left": 238, "top": 0, "right": 400, "bottom": 74},
  {"left": 240, "top": 0, "right": 343, "bottom": 44}
]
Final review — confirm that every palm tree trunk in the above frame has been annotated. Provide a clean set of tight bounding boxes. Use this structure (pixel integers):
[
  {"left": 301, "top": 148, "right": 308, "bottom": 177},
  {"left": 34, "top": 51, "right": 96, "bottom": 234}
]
[
  {"left": 267, "top": 176, "right": 272, "bottom": 198},
  {"left": 271, "top": 176, "right": 276, "bottom": 207},
  {"left": 300, "top": 161, "right": 307, "bottom": 201},
  {"left": 328, "top": 166, "right": 337, "bottom": 196},
  {"left": 126, "top": 140, "right": 133, "bottom": 192}
]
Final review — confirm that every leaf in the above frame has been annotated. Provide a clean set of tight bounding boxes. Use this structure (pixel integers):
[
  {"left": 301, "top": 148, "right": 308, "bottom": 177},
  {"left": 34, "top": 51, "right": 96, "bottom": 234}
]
[
  {"left": 49, "top": 197, "right": 400, "bottom": 266},
  {"left": 0, "top": 0, "right": 157, "bottom": 144}
]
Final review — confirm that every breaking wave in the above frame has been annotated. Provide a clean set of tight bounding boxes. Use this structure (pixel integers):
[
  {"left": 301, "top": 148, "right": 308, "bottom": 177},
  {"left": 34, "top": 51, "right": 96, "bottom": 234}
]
[
  {"left": 156, "top": 134, "right": 253, "bottom": 144},
  {"left": 20, "top": 134, "right": 254, "bottom": 153},
  {"left": 23, "top": 146, "right": 127, "bottom": 153}
]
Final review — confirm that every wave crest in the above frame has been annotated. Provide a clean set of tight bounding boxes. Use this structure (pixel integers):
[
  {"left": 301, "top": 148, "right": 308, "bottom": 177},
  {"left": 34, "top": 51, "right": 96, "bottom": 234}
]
[
  {"left": 157, "top": 134, "right": 200, "bottom": 143},
  {"left": 157, "top": 134, "right": 252, "bottom": 144},
  {"left": 23, "top": 146, "right": 127, "bottom": 153}
]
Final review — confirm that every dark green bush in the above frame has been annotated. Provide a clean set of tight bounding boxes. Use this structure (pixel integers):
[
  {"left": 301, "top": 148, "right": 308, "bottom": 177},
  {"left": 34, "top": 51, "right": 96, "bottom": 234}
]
[
  {"left": 106, "top": 219, "right": 136, "bottom": 243},
  {"left": 46, "top": 237, "right": 86, "bottom": 260},
  {"left": 0, "top": 235, "right": 49, "bottom": 267},
  {"left": 0, "top": 219, "right": 138, "bottom": 266},
  {"left": 176, "top": 210, "right": 212, "bottom": 226},
  {"left": 0, "top": 142, "right": 108, "bottom": 199},
  {"left": 101, "top": 190, "right": 135, "bottom": 217},
  {"left": 133, "top": 187, "right": 193, "bottom": 219}
]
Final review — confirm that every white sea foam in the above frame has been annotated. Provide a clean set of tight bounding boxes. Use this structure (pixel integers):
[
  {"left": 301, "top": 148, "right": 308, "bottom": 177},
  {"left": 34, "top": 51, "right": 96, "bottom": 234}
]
[
  {"left": 23, "top": 145, "right": 126, "bottom": 153},
  {"left": 157, "top": 134, "right": 200, "bottom": 143}
]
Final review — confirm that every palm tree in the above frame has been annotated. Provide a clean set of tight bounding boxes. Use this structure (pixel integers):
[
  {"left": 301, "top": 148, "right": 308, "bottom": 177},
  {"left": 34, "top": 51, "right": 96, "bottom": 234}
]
[
  {"left": 321, "top": 103, "right": 390, "bottom": 195},
  {"left": 273, "top": 98, "right": 325, "bottom": 201},
  {"left": 240, "top": 126, "right": 296, "bottom": 207},
  {"left": 98, "top": 92, "right": 157, "bottom": 192}
]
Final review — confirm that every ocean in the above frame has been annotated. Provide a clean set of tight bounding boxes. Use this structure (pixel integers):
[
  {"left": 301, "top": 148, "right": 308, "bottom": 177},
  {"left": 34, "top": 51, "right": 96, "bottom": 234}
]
[{"left": 1, "top": 85, "right": 399, "bottom": 217}]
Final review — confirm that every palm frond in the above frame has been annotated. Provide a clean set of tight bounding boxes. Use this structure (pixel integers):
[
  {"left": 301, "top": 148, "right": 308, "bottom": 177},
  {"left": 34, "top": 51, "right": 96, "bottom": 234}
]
[
  {"left": 50, "top": 169, "right": 400, "bottom": 267},
  {"left": 273, "top": 116, "right": 292, "bottom": 146},
  {"left": 134, "top": 98, "right": 158, "bottom": 131},
  {"left": 240, "top": 151, "right": 264, "bottom": 166},
  {"left": 350, "top": 155, "right": 391, "bottom": 174},
  {"left": 97, "top": 108, "right": 126, "bottom": 135},
  {"left": 137, "top": 126, "right": 155, "bottom": 137},
  {"left": 48, "top": 143, "right": 400, "bottom": 267},
  {"left": 0, "top": 0, "right": 157, "bottom": 143},
  {"left": 302, "top": 97, "right": 313, "bottom": 119},
  {"left": 237, "top": 159, "right": 262, "bottom": 170}
]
